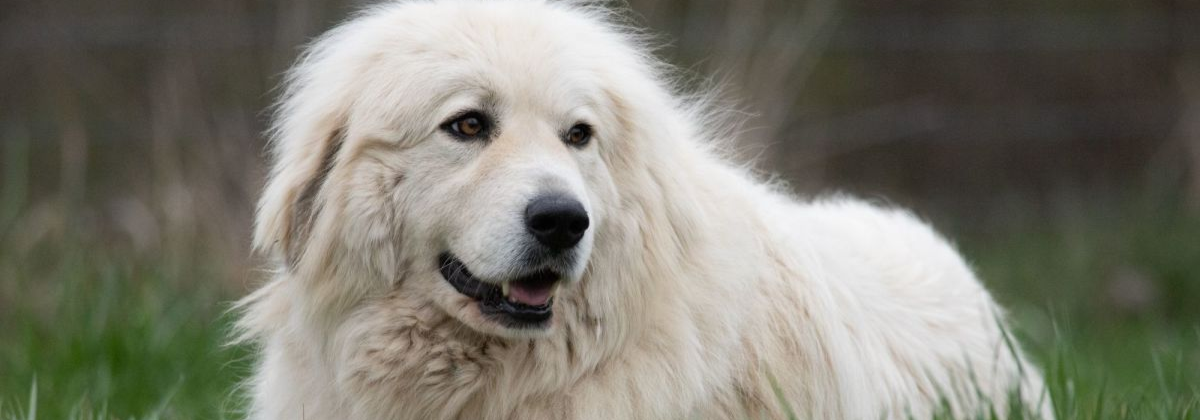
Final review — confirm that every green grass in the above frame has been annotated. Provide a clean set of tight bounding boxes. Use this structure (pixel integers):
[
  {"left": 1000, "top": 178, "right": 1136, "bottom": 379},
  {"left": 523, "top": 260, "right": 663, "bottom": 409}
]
[
  {"left": 959, "top": 203, "right": 1200, "bottom": 419},
  {"left": 0, "top": 231, "right": 251, "bottom": 419},
  {"left": 1, "top": 201, "right": 1198, "bottom": 419}
]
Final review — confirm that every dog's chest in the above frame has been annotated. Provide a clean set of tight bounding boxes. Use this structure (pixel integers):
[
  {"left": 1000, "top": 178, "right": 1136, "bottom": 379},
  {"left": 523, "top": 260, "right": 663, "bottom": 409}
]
[
  {"left": 334, "top": 300, "right": 496, "bottom": 415},
  {"left": 337, "top": 301, "right": 583, "bottom": 419}
]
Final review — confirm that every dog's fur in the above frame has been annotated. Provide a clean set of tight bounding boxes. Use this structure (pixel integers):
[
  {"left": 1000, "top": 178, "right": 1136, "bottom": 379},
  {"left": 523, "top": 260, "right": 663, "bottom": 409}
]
[{"left": 237, "top": 1, "right": 1050, "bottom": 419}]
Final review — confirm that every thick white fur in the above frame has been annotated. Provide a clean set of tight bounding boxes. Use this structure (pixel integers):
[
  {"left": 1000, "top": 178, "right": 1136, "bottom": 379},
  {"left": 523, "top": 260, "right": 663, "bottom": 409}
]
[{"left": 238, "top": 1, "right": 1050, "bottom": 419}]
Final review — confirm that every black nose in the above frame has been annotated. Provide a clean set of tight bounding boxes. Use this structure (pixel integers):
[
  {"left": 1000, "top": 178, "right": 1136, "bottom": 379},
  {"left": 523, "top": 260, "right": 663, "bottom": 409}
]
[{"left": 525, "top": 194, "right": 589, "bottom": 250}]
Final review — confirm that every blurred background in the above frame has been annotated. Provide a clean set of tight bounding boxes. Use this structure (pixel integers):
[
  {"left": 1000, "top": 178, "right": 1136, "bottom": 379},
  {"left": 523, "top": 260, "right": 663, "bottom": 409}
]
[{"left": 1, "top": 0, "right": 1198, "bottom": 418}]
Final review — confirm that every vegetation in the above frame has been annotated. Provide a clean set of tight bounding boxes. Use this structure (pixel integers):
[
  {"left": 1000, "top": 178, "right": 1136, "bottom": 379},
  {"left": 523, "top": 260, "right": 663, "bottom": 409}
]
[{"left": 0, "top": 223, "right": 251, "bottom": 419}]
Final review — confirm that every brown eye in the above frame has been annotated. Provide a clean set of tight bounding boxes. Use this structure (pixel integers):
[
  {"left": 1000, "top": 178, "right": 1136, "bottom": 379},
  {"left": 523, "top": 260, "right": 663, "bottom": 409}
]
[
  {"left": 443, "top": 112, "right": 490, "bottom": 140},
  {"left": 565, "top": 123, "right": 592, "bottom": 146}
]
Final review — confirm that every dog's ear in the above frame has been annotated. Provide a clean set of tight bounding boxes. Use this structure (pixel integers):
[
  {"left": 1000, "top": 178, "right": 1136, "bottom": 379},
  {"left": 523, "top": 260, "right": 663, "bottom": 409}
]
[
  {"left": 255, "top": 23, "right": 370, "bottom": 270},
  {"left": 254, "top": 115, "right": 345, "bottom": 269}
]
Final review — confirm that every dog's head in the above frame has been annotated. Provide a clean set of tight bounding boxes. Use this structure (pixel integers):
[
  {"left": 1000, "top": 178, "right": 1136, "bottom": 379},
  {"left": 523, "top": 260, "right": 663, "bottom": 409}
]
[{"left": 255, "top": 1, "right": 675, "bottom": 338}]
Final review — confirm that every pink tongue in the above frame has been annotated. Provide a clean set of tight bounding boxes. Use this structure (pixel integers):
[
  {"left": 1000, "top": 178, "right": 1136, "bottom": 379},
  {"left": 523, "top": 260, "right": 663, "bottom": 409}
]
[{"left": 509, "top": 283, "right": 553, "bottom": 306}]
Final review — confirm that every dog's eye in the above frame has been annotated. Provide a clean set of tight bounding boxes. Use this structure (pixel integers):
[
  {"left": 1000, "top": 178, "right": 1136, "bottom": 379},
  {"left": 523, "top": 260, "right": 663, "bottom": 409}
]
[
  {"left": 564, "top": 123, "right": 592, "bottom": 146},
  {"left": 443, "top": 112, "right": 490, "bottom": 140}
]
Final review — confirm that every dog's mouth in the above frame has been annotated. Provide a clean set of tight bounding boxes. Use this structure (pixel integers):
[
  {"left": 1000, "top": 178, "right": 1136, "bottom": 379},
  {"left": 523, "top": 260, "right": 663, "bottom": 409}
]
[{"left": 438, "top": 253, "right": 561, "bottom": 327}]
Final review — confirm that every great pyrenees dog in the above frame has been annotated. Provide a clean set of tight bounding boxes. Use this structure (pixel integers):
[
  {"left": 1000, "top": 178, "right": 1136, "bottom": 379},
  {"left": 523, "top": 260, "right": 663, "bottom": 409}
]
[{"left": 237, "top": 1, "right": 1050, "bottom": 419}]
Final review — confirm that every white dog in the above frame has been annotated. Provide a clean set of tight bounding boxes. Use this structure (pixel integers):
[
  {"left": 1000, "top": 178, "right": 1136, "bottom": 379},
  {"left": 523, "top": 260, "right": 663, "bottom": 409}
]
[{"left": 237, "top": 1, "right": 1050, "bottom": 419}]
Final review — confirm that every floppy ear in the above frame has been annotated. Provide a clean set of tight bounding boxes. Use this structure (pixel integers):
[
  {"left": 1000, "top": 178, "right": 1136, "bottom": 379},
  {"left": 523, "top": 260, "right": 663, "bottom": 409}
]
[
  {"left": 254, "top": 115, "right": 345, "bottom": 269},
  {"left": 255, "top": 20, "right": 370, "bottom": 268}
]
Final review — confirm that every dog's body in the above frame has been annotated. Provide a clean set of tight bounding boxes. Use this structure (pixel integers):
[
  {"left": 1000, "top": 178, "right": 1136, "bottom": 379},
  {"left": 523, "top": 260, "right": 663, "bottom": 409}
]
[{"left": 238, "top": 1, "right": 1049, "bottom": 419}]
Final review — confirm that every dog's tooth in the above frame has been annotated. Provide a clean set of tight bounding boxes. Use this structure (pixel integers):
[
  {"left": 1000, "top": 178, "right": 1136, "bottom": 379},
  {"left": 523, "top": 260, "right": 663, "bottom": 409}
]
[
  {"left": 502, "top": 282, "right": 510, "bottom": 297},
  {"left": 550, "top": 282, "right": 561, "bottom": 297}
]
